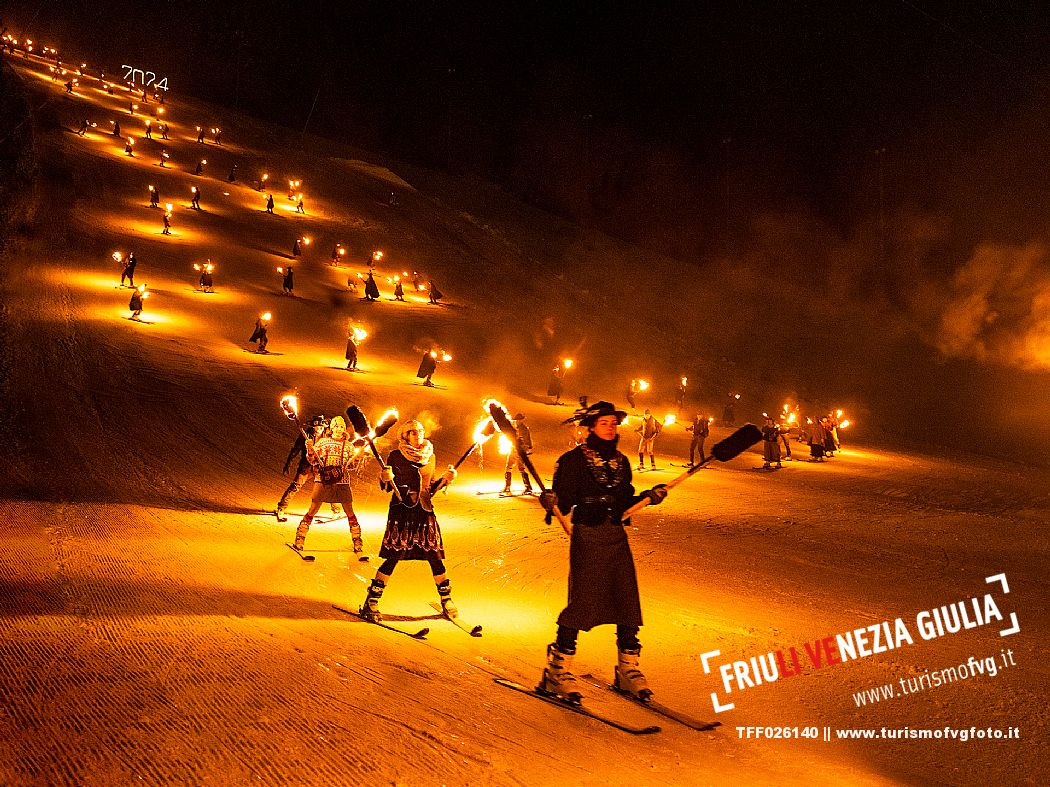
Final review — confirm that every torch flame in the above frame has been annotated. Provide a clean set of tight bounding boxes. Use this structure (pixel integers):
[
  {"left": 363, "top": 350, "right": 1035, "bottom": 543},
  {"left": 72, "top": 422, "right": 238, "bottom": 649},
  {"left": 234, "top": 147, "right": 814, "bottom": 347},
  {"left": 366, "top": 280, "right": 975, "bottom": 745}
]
[
  {"left": 839, "top": 420, "right": 851, "bottom": 429},
  {"left": 112, "top": 251, "right": 122, "bottom": 262},
  {"left": 637, "top": 379, "right": 650, "bottom": 391},
  {"left": 836, "top": 409, "right": 844, "bottom": 418},
  {"left": 663, "top": 413, "right": 676, "bottom": 427},
  {"left": 261, "top": 312, "right": 271, "bottom": 321},
  {"left": 562, "top": 358, "right": 574, "bottom": 370},
  {"left": 352, "top": 326, "right": 368, "bottom": 343},
  {"left": 280, "top": 395, "right": 299, "bottom": 419},
  {"left": 497, "top": 434, "right": 513, "bottom": 455},
  {"left": 787, "top": 413, "right": 797, "bottom": 424},
  {"left": 472, "top": 417, "right": 496, "bottom": 445}
]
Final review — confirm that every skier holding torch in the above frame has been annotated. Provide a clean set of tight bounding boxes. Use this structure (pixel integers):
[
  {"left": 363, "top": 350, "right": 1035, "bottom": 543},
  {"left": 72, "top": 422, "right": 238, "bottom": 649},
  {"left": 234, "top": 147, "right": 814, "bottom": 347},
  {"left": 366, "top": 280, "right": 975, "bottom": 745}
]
[
  {"left": 535, "top": 400, "right": 667, "bottom": 704},
  {"left": 359, "top": 419, "right": 459, "bottom": 622}
]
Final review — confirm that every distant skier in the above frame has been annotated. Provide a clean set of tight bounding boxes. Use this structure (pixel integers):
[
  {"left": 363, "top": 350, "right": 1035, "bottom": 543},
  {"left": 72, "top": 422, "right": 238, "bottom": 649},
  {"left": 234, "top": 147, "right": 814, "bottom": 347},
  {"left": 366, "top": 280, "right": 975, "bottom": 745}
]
[
  {"left": 761, "top": 416, "right": 783, "bottom": 469},
  {"left": 281, "top": 265, "right": 294, "bottom": 296},
  {"left": 196, "top": 126, "right": 205, "bottom": 143},
  {"left": 345, "top": 332, "right": 359, "bottom": 371},
  {"left": 626, "top": 379, "right": 638, "bottom": 411},
  {"left": 198, "top": 263, "right": 214, "bottom": 292},
  {"left": 228, "top": 163, "right": 238, "bottom": 182},
  {"left": 121, "top": 252, "right": 137, "bottom": 287},
  {"left": 190, "top": 187, "right": 201, "bottom": 210},
  {"left": 265, "top": 193, "right": 275, "bottom": 214},
  {"left": 76, "top": 118, "right": 89, "bottom": 135},
  {"left": 359, "top": 419, "right": 459, "bottom": 621},
  {"left": 112, "top": 119, "right": 121, "bottom": 137},
  {"left": 296, "top": 195, "right": 305, "bottom": 214},
  {"left": 547, "top": 366, "right": 564, "bottom": 405},
  {"left": 416, "top": 351, "right": 438, "bottom": 387},
  {"left": 149, "top": 185, "right": 159, "bottom": 208},
  {"left": 501, "top": 413, "right": 534, "bottom": 496},
  {"left": 292, "top": 237, "right": 302, "bottom": 257},
  {"left": 160, "top": 123, "right": 169, "bottom": 140},
  {"left": 722, "top": 396, "right": 736, "bottom": 427},
  {"left": 428, "top": 280, "right": 443, "bottom": 304},
  {"left": 144, "top": 120, "right": 152, "bottom": 139},
  {"left": 364, "top": 272, "right": 380, "bottom": 301},
  {"left": 124, "top": 139, "right": 134, "bottom": 156},
  {"left": 249, "top": 314, "right": 269, "bottom": 353},
  {"left": 807, "top": 417, "right": 827, "bottom": 462},
  {"left": 128, "top": 286, "right": 146, "bottom": 320},
  {"left": 292, "top": 416, "right": 365, "bottom": 558},
  {"left": 193, "top": 159, "right": 204, "bottom": 176},
  {"left": 393, "top": 280, "right": 405, "bottom": 301},
  {"left": 635, "top": 409, "right": 661, "bottom": 470},
  {"left": 686, "top": 413, "right": 709, "bottom": 466},
  {"left": 536, "top": 400, "right": 667, "bottom": 703},
  {"left": 161, "top": 211, "right": 171, "bottom": 235}
]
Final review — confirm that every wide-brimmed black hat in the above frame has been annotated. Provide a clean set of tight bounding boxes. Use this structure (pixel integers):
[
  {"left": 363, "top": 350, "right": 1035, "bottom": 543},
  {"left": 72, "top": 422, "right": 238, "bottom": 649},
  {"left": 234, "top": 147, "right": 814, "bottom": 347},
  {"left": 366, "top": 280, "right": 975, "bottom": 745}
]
[{"left": 565, "top": 400, "right": 627, "bottom": 427}]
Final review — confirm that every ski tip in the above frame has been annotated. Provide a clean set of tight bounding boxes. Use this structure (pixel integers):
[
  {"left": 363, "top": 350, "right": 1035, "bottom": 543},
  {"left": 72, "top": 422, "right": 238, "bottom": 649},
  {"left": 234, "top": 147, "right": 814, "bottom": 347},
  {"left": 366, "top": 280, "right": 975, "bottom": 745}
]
[
  {"left": 412, "top": 628, "right": 430, "bottom": 638},
  {"left": 640, "top": 725, "right": 662, "bottom": 734},
  {"left": 469, "top": 625, "right": 483, "bottom": 637}
]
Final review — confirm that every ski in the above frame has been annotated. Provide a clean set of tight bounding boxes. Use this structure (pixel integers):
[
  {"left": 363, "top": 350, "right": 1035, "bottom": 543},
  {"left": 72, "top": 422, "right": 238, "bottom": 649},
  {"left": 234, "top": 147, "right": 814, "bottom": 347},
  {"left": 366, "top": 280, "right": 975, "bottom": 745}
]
[
  {"left": 332, "top": 605, "right": 429, "bottom": 639},
  {"left": 580, "top": 676, "right": 719, "bottom": 731},
  {"left": 287, "top": 543, "right": 315, "bottom": 561},
  {"left": 494, "top": 678, "right": 660, "bottom": 735},
  {"left": 428, "top": 601, "right": 482, "bottom": 637}
]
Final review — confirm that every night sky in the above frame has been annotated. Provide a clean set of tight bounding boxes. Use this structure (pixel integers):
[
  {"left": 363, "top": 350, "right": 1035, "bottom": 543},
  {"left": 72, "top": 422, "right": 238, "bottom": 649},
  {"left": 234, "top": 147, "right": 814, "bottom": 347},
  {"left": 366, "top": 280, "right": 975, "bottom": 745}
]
[{"left": 8, "top": 1, "right": 1050, "bottom": 259}]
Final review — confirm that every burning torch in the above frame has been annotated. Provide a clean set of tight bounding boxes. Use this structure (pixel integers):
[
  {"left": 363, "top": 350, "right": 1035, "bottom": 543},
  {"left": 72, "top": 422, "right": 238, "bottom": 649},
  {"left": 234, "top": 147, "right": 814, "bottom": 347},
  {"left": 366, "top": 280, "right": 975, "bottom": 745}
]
[
  {"left": 280, "top": 394, "right": 308, "bottom": 439},
  {"left": 487, "top": 399, "right": 573, "bottom": 535},
  {"left": 621, "top": 423, "right": 765, "bottom": 519},
  {"left": 435, "top": 416, "right": 498, "bottom": 493},
  {"left": 345, "top": 406, "right": 401, "bottom": 500}
]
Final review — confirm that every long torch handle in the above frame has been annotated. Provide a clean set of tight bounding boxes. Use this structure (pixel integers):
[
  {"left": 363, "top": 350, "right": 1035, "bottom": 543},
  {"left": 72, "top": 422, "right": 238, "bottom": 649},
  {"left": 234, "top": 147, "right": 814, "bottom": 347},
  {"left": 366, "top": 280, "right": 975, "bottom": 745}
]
[
  {"left": 367, "top": 437, "right": 402, "bottom": 502},
  {"left": 621, "top": 453, "right": 715, "bottom": 519},
  {"left": 517, "top": 445, "right": 572, "bottom": 537}
]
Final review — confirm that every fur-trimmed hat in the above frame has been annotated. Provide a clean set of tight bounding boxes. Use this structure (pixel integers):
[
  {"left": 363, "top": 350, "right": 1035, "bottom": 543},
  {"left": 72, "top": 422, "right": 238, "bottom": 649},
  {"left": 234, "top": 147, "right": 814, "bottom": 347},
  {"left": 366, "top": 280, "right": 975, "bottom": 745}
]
[
  {"left": 513, "top": 413, "right": 526, "bottom": 421},
  {"left": 565, "top": 400, "right": 627, "bottom": 427}
]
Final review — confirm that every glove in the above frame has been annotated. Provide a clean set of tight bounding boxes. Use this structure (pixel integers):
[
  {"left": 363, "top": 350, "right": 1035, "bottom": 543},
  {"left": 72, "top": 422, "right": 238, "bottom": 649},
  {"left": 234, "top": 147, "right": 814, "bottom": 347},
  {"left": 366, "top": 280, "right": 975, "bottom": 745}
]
[
  {"left": 539, "top": 491, "right": 558, "bottom": 513},
  {"left": 644, "top": 484, "right": 668, "bottom": 506},
  {"left": 441, "top": 465, "right": 458, "bottom": 484},
  {"left": 381, "top": 467, "right": 395, "bottom": 484}
]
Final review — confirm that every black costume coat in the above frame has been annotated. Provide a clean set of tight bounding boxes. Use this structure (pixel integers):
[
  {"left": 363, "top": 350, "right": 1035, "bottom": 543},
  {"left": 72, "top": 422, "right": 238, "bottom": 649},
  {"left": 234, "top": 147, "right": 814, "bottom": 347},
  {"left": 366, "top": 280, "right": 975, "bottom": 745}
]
[{"left": 552, "top": 436, "right": 647, "bottom": 630}]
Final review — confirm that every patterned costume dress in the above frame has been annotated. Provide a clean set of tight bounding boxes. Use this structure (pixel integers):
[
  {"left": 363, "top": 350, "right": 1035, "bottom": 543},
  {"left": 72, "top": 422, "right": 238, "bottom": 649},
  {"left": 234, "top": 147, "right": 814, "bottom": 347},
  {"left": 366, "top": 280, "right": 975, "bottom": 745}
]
[{"left": 379, "top": 447, "right": 445, "bottom": 561}]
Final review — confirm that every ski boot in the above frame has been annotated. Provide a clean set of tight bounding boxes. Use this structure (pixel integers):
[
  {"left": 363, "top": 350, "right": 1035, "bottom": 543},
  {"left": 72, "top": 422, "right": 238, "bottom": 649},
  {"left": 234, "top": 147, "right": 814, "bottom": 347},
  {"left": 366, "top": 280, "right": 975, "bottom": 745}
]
[
  {"left": 538, "top": 643, "right": 583, "bottom": 704},
  {"left": 521, "top": 472, "right": 533, "bottom": 496},
  {"left": 292, "top": 517, "right": 312, "bottom": 551},
  {"left": 349, "top": 520, "right": 364, "bottom": 556},
  {"left": 614, "top": 647, "right": 653, "bottom": 701},
  {"left": 360, "top": 578, "right": 385, "bottom": 621},
  {"left": 436, "top": 578, "right": 458, "bottom": 619},
  {"left": 275, "top": 505, "right": 288, "bottom": 523},
  {"left": 500, "top": 472, "right": 513, "bottom": 496}
]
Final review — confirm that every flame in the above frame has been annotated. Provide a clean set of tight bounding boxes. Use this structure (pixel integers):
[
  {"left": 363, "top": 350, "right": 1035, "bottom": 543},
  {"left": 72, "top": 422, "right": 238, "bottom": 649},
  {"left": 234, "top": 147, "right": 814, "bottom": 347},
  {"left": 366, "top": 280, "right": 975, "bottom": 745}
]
[
  {"left": 112, "top": 251, "right": 122, "bottom": 262},
  {"left": 839, "top": 420, "right": 851, "bottom": 429},
  {"left": 280, "top": 394, "right": 299, "bottom": 418},
  {"left": 164, "top": 203, "right": 172, "bottom": 211},
  {"left": 442, "top": 352, "right": 452, "bottom": 362},
  {"left": 261, "top": 312, "right": 271, "bottom": 321},
  {"left": 663, "top": 413, "right": 676, "bottom": 427},
  {"left": 277, "top": 267, "right": 284, "bottom": 273},
  {"left": 835, "top": 409, "right": 844, "bottom": 418},
  {"left": 373, "top": 250, "right": 383, "bottom": 260},
  {"left": 681, "top": 376, "right": 688, "bottom": 386},
  {"left": 430, "top": 350, "right": 437, "bottom": 359},
  {"left": 497, "top": 434, "right": 513, "bottom": 455},
  {"left": 472, "top": 417, "right": 496, "bottom": 444},
  {"left": 352, "top": 326, "right": 368, "bottom": 342},
  {"left": 136, "top": 285, "right": 146, "bottom": 293},
  {"left": 787, "top": 413, "right": 797, "bottom": 424},
  {"left": 637, "top": 379, "right": 650, "bottom": 391},
  {"left": 302, "top": 236, "right": 311, "bottom": 244},
  {"left": 562, "top": 358, "right": 574, "bottom": 370}
]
